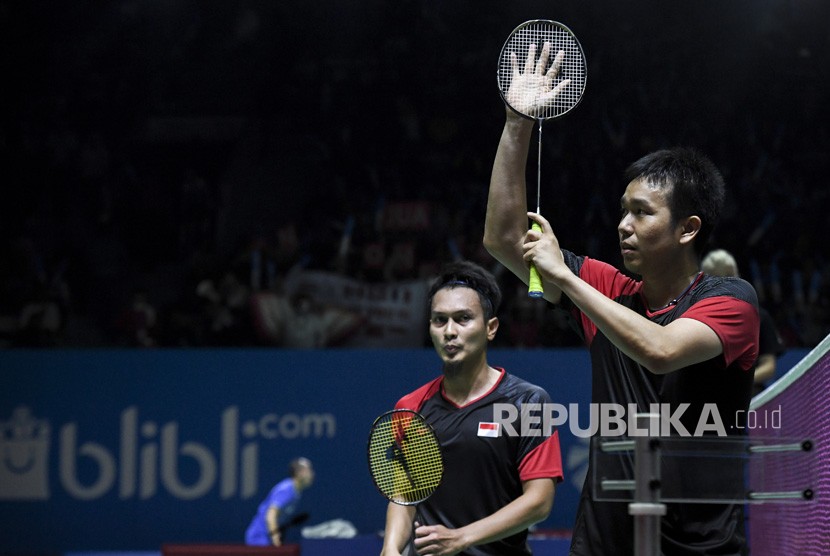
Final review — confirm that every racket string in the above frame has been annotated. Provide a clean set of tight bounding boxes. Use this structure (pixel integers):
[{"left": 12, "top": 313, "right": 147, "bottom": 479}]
[
  {"left": 368, "top": 414, "right": 443, "bottom": 504},
  {"left": 497, "top": 21, "right": 587, "bottom": 120}
]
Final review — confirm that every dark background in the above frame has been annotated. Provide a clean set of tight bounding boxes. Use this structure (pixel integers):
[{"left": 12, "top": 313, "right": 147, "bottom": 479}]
[{"left": 3, "top": 0, "right": 829, "bottom": 349}]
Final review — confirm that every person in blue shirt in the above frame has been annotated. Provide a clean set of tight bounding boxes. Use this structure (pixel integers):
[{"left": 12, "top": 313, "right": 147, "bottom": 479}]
[{"left": 245, "top": 457, "right": 315, "bottom": 546}]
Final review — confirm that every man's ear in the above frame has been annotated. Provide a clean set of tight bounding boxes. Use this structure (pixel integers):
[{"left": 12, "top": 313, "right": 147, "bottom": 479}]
[
  {"left": 678, "top": 215, "right": 701, "bottom": 246},
  {"left": 487, "top": 317, "right": 499, "bottom": 341}
]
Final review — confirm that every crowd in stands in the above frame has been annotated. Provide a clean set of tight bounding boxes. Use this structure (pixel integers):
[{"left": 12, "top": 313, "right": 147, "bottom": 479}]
[{"left": 2, "top": 1, "right": 828, "bottom": 349}]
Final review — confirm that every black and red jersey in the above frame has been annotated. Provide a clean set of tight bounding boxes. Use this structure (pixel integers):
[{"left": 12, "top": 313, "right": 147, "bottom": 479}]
[
  {"left": 395, "top": 368, "right": 564, "bottom": 556},
  {"left": 561, "top": 251, "right": 759, "bottom": 556}
]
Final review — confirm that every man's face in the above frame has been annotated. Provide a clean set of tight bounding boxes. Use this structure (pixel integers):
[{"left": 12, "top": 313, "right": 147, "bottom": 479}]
[
  {"left": 297, "top": 464, "right": 315, "bottom": 489},
  {"left": 618, "top": 178, "right": 682, "bottom": 276},
  {"left": 429, "top": 287, "right": 497, "bottom": 372}
]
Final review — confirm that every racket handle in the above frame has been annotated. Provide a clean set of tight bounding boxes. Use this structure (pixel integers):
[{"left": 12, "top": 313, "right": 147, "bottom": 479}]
[{"left": 528, "top": 222, "right": 544, "bottom": 298}]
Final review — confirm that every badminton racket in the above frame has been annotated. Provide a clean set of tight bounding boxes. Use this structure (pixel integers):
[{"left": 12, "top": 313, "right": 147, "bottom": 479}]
[
  {"left": 367, "top": 409, "right": 443, "bottom": 552},
  {"left": 497, "top": 20, "right": 587, "bottom": 297}
]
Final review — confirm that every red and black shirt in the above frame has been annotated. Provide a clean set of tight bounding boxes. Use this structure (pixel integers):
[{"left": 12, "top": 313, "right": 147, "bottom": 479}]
[
  {"left": 561, "top": 251, "right": 759, "bottom": 556},
  {"left": 396, "top": 368, "right": 564, "bottom": 556}
]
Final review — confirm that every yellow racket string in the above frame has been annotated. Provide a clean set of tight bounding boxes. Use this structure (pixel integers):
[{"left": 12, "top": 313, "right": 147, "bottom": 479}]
[{"left": 368, "top": 412, "right": 443, "bottom": 505}]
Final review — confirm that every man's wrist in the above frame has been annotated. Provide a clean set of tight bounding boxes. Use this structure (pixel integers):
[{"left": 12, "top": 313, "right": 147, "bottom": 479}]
[
  {"left": 456, "top": 526, "right": 474, "bottom": 553},
  {"left": 505, "top": 110, "right": 534, "bottom": 133},
  {"left": 546, "top": 264, "right": 575, "bottom": 292}
]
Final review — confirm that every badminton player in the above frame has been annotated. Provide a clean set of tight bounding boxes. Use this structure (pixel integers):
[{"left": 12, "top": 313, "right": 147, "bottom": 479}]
[
  {"left": 483, "top": 51, "right": 760, "bottom": 555},
  {"left": 245, "top": 457, "right": 314, "bottom": 546},
  {"left": 381, "top": 261, "right": 563, "bottom": 556},
  {"left": 701, "top": 248, "right": 785, "bottom": 395}
]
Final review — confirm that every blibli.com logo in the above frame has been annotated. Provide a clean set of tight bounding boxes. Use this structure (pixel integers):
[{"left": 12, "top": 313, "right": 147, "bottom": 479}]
[
  {"left": 0, "top": 407, "right": 51, "bottom": 500},
  {"left": 0, "top": 405, "right": 335, "bottom": 502}
]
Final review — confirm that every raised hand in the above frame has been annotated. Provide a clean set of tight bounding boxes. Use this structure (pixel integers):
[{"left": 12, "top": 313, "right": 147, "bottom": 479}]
[{"left": 505, "top": 42, "right": 571, "bottom": 118}]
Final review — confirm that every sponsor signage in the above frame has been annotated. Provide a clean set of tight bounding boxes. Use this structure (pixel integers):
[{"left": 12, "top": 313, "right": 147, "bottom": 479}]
[{"left": 1, "top": 348, "right": 595, "bottom": 551}]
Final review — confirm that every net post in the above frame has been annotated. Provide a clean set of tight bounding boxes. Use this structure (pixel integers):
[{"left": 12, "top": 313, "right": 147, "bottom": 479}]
[{"left": 630, "top": 413, "right": 665, "bottom": 556}]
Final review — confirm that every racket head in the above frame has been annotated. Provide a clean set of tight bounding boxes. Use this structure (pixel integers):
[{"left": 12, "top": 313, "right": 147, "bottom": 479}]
[
  {"left": 497, "top": 19, "right": 587, "bottom": 121},
  {"left": 367, "top": 409, "right": 443, "bottom": 506}
]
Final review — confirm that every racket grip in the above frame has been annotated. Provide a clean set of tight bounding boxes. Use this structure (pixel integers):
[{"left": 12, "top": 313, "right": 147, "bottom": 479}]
[{"left": 528, "top": 222, "right": 544, "bottom": 298}]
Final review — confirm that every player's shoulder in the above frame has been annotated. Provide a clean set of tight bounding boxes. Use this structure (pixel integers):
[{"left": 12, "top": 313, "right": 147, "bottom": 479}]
[
  {"left": 695, "top": 275, "right": 758, "bottom": 306},
  {"left": 499, "top": 372, "right": 552, "bottom": 403},
  {"left": 395, "top": 376, "right": 443, "bottom": 412},
  {"left": 272, "top": 477, "right": 295, "bottom": 496},
  {"left": 562, "top": 250, "right": 615, "bottom": 276}
]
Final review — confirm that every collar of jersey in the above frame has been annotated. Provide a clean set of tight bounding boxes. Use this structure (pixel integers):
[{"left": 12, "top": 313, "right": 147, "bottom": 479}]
[{"left": 440, "top": 367, "right": 506, "bottom": 409}]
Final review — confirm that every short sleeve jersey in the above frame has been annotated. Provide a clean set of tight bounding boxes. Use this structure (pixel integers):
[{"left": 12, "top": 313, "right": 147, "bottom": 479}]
[
  {"left": 395, "top": 368, "right": 564, "bottom": 556},
  {"left": 244, "top": 478, "right": 300, "bottom": 545},
  {"left": 560, "top": 251, "right": 759, "bottom": 556}
]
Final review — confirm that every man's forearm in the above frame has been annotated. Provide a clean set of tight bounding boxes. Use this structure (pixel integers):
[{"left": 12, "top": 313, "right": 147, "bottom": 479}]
[
  {"left": 266, "top": 506, "right": 279, "bottom": 533},
  {"left": 484, "top": 114, "right": 535, "bottom": 272},
  {"left": 381, "top": 503, "right": 415, "bottom": 555},
  {"left": 553, "top": 272, "right": 722, "bottom": 373},
  {"left": 455, "top": 478, "right": 554, "bottom": 549},
  {"left": 265, "top": 506, "right": 281, "bottom": 545}
]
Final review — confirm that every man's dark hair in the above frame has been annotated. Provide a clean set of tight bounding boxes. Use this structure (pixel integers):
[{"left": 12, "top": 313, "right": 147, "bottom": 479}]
[
  {"left": 624, "top": 147, "right": 725, "bottom": 255},
  {"left": 427, "top": 261, "right": 502, "bottom": 321},
  {"left": 289, "top": 457, "right": 312, "bottom": 477}
]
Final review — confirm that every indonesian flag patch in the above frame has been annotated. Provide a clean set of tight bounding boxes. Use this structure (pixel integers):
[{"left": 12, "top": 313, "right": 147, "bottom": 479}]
[{"left": 477, "top": 422, "right": 500, "bottom": 438}]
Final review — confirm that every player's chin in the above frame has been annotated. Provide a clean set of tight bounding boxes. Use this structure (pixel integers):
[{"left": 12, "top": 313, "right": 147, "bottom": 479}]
[
  {"left": 441, "top": 352, "right": 462, "bottom": 365},
  {"left": 621, "top": 254, "right": 640, "bottom": 272},
  {"left": 442, "top": 359, "right": 464, "bottom": 376}
]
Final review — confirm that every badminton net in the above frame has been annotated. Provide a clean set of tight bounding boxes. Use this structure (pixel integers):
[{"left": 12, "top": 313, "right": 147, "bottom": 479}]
[{"left": 748, "top": 332, "right": 830, "bottom": 555}]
